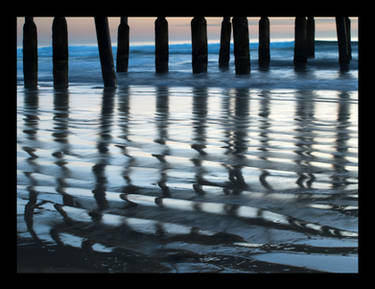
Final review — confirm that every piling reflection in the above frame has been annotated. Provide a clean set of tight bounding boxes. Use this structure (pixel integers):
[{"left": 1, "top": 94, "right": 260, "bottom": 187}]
[
  {"left": 230, "top": 89, "right": 249, "bottom": 192},
  {"left": 23, "top": 190, "right": 42, "bottom": 246},
  {"left": 191, "top": 87, "right": 208, "bottom": 195},
  {"left": 23, "top": 89, "right": 39, "bottom": 142},
  {"left": 92, "top": 88, "right": 115, "bottom": 211},
  {"left": 221, "top": 89, "right": 249, "bottom": 194},
  {"left": 17, "top": 85, "right": 358, "bottom": 273},
  {"left": 220, "top": 92, "right": 231, "bottom": 194},
  {"left": 258, "top": 90, "right": 273, "bottom": 191},
  {"left": 22, "top": 89, "right": 40, "bottom": 178},
  {"left": 154, "top": 87, "right": 171, "bottom": 196},
  {"left": 294, "top": 90, "right": 316, "bottom": 189},
  {"left": 22, "top": 89, "right": 40, "bottom": 198},
  {"left": 22, "top": 89, "right": 42, "bottom": 246},
  {"left": 332, "top": 91, "right": 351, "bottom": 189},
  {"left": 117, "top": 87, "right": 130, "bottom": 143},
  {"left": 52, "top": 90, "right": 70, "bottom": 146},
  {"left": 117, "top": 87, "right": 136, "bottom": 194},
  {"left": 52, "top": 89, "right": 73, "bottom": 206}
]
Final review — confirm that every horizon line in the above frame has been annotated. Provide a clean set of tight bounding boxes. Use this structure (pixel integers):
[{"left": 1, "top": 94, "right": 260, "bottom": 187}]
[{"left": 16, "top": 38, "right": 358, "bottom": 49}]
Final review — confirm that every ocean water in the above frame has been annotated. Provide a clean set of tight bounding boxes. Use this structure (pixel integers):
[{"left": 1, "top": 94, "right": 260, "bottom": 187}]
[{"left": 17, "top": 41, "right": 358, "bottom": 273}]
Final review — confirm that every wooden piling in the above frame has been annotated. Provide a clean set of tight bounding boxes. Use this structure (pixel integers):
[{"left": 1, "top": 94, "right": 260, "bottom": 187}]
[
  {"left": 191, "top": 17, "right": 208, "bottom": 74},
  {"left": 155, "top": 16, "right": 169, "bottom": 73},
  {"left": 335, "top": 16, "right": 350, "bottom": 68},
  {"left": 258, "top": 16, "right": 270, "bottom": 67},
  {"left": 232, "top": 17, "right": 250, "bottom": 74},
  {"left": 52, "top": 17, "right": 68, "bottom": 89},
  {"left": 94, "top": 17, "right": 117, "bottom": 88},
  {"left": 116, "top": 17, "right": 129, "bottom": 72},
  {"left": 345, "top": 17, "right": 352, "bottom": 60},
  {"left": 294, "top": 17, "right": 307, "bottom": 66},
  {"left": 306, "top": 16, "right": 315, "bottom": 58},
  {"left": 23, "top": 17, "right": 38, "bottom": 89},
  {"left": 219, "top": 17, "right": 231, "bottom": 70}
]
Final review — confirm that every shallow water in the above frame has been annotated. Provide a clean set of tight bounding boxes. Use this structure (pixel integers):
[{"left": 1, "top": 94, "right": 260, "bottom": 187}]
[
  {"left": 17, "top": 40, "right": 358, "bottom": 272},
  {"left": 17, "top": 83, "right": 358, "bottom": 273}
]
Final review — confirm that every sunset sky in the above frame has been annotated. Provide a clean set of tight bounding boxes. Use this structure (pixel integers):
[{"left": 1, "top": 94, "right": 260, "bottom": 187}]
[{"left": 16, "top": 17, "right": 358, "bottom": 47}]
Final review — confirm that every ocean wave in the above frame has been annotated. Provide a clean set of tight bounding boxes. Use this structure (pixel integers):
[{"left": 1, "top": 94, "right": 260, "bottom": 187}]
[
  {"left": 16, "top": 40, "right": 358, "bottom": 58},
  {"left": 16, "top": 40, "right": 358, "bottom": 91}
]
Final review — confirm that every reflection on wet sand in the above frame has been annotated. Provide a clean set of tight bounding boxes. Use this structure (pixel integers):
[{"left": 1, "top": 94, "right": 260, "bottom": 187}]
[
  {"left": 92, "top": 88, "right": 115, "bottom": 212},
  {"left": 332, "top": 91, "right": 351, "bottom": 189},
  {"left": 154, "top": 87, "right": 171, "bottom": 197},
  {"left": 191, "top": 87, "right": 208, "bottom": 195},
  {"left": 294, "top": 90, "right": 316, "bottom": 189},
  {"left": 220, "top": 89, "right": 250, "bottom": 194},
  {"left": 117, "top": 87, "right": 137, "bottom": 195},
  {"left": 52, "top": 89, "right": 74, "bottom": 205},
  {"left": 258, "top": 90, "right": 273, "bottom": 191},
  {"left": 17, "top": 86, "right": 358, "bottom": 273},
  {"left": 22, "top": 89, "right": 42, "bottom": 246}
]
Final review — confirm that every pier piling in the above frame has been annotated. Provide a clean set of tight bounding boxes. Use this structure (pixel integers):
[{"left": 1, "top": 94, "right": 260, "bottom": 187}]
[
  {"left": 191, "top": 17, "right": 208, "bottom": 74},
  {"left": 306, "top": 16, "right": 315, "bottom": 58},
  {"left": 95, "top": 17, "right": 117, "bottom": 88},
  {"left": 219, "top": 17, "right": 231, "bottom": 70},
  {"left": 232, "top": 17, "right": 250, "bottom": 74},
  {"left": 23, "top": 17, "right": 38, "bottom": 89},
  {"left": 294, "top": 17, "right": 308, "bottom": 66},
  {"left": 335, "top": 16, "right": 350, "bottom": 69},
  {"left": 52, "top": 17, "right": 69, "bottom": 89},
  {"left": 116, "top": 17, "right": 130, "bottom": 72},
  {"left": 258, "top": 16, "right": 270, "bottom": 67},
  {"left": 21, "top": 16, "right": 355, "bottom": 86},
  {"left": 345, "top": 17, "right": 352, "bottom": 60},
  {"left": 155, "top": 16, "right": 169, "bottom": 73}
]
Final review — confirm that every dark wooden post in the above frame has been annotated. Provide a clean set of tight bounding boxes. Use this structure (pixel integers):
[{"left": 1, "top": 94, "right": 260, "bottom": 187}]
[
  {"left": 232, "top": 17, "right": 250, "bottom": 74},
  {"left": 155, "top": 16, "right": 169, "bottom": 73},
  {"left": 336, "top": 16, "right": 350, "bottom": 68},
  {"left": 23, "top": 17, "right": 38, "bottom": 89},
  {"left": 306, "top": 16, "right": 315, "bottom": 58},
  {"left": 219, "top": 17, "right": 231, "bottom": 70},
  {"left": 116, "top": 17, "right": 129, "bottom": 72},
  {"left": 294, "top": 17, "right": 307, "bottom": 66},
  {"left": 191, "top": 17, "right": 208, "bottom": 74},
  {"left": 345, "top": 17, "right": 352, "bottom": 60},
  {"left": 258, "top": 16, "right": 270, "bottom": 67},
  {"left": 95, "top": 17, "right": 117, "bottom": 88},
  {"left": 52, "top": 17, "right": 68, "bottom": 89}
]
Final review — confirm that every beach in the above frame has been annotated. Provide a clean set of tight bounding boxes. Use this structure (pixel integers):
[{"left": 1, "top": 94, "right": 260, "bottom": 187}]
[{"left": 17, "top": 40, "right": 358, "bottom": 273}]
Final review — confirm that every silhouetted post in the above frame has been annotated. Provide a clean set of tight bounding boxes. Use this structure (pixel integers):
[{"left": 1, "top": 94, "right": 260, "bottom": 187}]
[
  {"left": 52, "top": 17, "right": 68, "bottom": 89},
  {"left": 95, "top": 17, "right": 117, "bottom": 88},
  {"left": 335, "top": 16, "right": 350, "bottom": 69},
  {"left": 116, "top": 17, "right": 129, "bottom": 72},
  {"left": 155, "top": 16, "right": 169, "bottom": 73},
  {"left": 191, "top": 17, "right": 208, "bottom": 74},
  {"left": 345, "top": 17, "right": 352, "bottom": 60},
  {"left": 258, "top": 16, "right": 270, "bottom": 67},
  {"left": 219, "top": 17, "right": 231, "bottom": 70},
  {"left": 306, "top": 16, "right": 315, "bottom": 58},
  {"left": 23, "top": 17, "right": 38, "bottom": 89},
  {"left": 294, "top": 17, "right": 307, "bottom": 66},
  {"left": 232, "top": 17, "right": 250, "bottom": 74}
]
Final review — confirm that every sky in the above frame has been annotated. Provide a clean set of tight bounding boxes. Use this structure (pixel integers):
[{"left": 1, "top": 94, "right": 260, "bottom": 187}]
[{"left": 16, "top": 17, "right": 358, "bottom": 47}]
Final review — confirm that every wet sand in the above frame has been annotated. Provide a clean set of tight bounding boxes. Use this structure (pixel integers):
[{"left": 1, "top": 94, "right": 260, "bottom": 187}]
[{"left": 17, "top": 85, "right": 358, "bottom": 273}]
